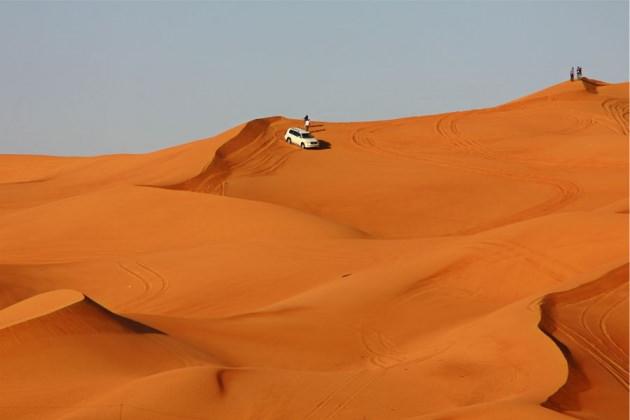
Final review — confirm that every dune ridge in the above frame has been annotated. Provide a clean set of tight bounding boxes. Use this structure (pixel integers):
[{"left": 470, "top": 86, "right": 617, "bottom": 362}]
[
  {"left": 0, "top": 79, "right": 627, "bottom": 419},
  {"left": 0, "top": 289, "right": 84, "bottom": 329},
  {"left": 540, "top": 263, "right": 629, "bottom": 419},
  {"left": 170, "top": 116, "right": 293, "bottom": 194}
]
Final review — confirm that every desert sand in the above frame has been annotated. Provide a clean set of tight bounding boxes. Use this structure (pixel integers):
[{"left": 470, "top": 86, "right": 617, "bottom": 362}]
[{"left": 0, "top": 79, "right": 627, "bottom": 419}]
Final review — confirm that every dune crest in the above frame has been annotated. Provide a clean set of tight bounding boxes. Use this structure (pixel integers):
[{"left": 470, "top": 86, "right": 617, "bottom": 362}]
[
  {"left": 0, "top": 289, "right": 84, "bottom": 330},
  {"left": 171, "top": 116, "right": 292, "bottom": 194}
]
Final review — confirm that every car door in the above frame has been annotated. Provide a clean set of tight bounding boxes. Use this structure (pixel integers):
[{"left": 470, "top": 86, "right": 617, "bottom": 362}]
[{"left": 289, "top": 130, "right": 298, "bottom": 145}]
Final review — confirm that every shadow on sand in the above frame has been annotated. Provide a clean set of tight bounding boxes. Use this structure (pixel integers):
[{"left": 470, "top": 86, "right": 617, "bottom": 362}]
[
  {"left": 312, "top": 139, "right": 331, "bottom": 150},
  {"left": 309, "top": 124, "right": 326, "bottom": 135},
  {"left": 580, "top": 77, "right": 608, "bottom": 94}
]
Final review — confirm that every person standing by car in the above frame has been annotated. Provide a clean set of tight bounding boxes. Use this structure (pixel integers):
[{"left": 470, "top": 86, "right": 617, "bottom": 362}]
[{"left": 304, "top": 115, "right": 310, "bottom": 131}]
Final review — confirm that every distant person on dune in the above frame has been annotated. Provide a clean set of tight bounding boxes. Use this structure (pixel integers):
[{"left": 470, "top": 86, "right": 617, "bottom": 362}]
[
  {"left": 570, "top": 67, "right": 575, "bottom": 81},
  {"left": 577, "top": 66, "right": 583, "bottom": 79},
  {"left": 304, "top": 115, "right": 310, "bottom": 131}
]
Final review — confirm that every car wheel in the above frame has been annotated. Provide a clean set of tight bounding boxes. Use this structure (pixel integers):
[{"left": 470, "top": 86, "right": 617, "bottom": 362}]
[
  {"left": 286, "top": 138, "right": 291, "bottom": 144},
  {"left": 300, "top": 143, "right": 305, "bottom": 149}
]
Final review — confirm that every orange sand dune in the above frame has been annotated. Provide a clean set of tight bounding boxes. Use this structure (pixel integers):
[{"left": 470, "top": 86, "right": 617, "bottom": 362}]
[{"left": 0, "top": 79, "right": 627, "bottom": 419}]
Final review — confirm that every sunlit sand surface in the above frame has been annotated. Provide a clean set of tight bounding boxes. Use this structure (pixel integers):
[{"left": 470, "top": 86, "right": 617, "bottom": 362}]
[{"left": 0, "top": 79, "right": 627, "bottom": 419}]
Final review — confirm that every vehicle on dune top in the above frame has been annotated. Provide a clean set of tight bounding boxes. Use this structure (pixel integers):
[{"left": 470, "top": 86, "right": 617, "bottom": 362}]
[{"left": 285, "top": 128, "right": 320, "bottom": 149}]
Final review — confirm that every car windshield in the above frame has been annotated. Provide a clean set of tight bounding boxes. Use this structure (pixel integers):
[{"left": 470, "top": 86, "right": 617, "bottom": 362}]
[{"left": 301, "top": 133, "right": 313, "bottom": 138}]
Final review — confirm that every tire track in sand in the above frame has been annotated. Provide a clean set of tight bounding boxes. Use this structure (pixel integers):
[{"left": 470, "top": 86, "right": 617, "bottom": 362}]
[
  {"left": 598, "top": 294, "right": 628, "bottom": 358},
  {"left": 302, "top": 324, "right": 396, "bottom": 419},
  {"left": 434, "top": 111, "right": 485, "bottom": 153},
  {"left": 601, "top": 98, "right": 629, "bottom": 136},
  {"left": 118, "top": 261, "right": 169, "bottom": 311},
  {"left": 303, "top": 370, "right": 374, "bottom": 420},
  {"left": 540, "top": 265, "right": 630, "bottom": 407},
  {"left": 173, "top": 118, "right": 298, "bottom": 194},
  {"left": 435, "top": 110, "right": 594, "bottom": 158},
  {"left": 118, "top": 262, "right": 151, "bottom": 308},
  {"left": 304, "top": 370, "right": 382, "bottom": 420},
  {"left": 360, "top": 327, "right": 406, "bottom": 368},
  {"left": 555, "top": 322, "right": 628, "bottom": 389},
  {"left": 351, "top": 123, "right": 581, "bottom": 233},
  {"left": 135, "top": 262, "right": 170, "bottom": 311},
  {"left": 472, "top": 239, "right": 578, "bottom": 281},
  {"left": 304, "top": 319, "right": 453, "bottom": 419}
]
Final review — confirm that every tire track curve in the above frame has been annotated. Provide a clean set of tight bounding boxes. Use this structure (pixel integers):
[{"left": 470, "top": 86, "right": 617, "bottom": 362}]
[
  {"left": 117, "top": 261, "right": 170, "bottom": 311},
  {"left": 601, "top": 98, "right": 629, "bottom": 136},
  {"left": 540, "top": 264, "right": 629, "bottom": 418},
  {"left": 350, "top": 122, "right": 582, "bottom": 233}
]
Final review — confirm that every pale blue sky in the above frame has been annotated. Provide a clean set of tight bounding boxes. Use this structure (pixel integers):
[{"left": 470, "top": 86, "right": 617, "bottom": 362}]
[{"left": 0, "top": 1, "right": 628, "bottom": 155}]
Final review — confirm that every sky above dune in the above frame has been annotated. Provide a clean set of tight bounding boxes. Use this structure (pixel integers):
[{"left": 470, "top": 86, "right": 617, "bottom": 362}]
[{"left": 0, "top": 1, "right": 628, "bottom": 155}]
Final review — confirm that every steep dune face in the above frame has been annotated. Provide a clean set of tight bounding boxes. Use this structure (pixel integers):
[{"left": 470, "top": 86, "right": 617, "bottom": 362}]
[
  {"left": 0, "top": 289, "right": 84, "bottom": 329},
  {"left": 0, "top": 291, "right": 213, "bottom": 420},
  {"left": 540, "top": 264, "right": 629, "bottom": 419},
  {"left": 170, "top": 116, "right": 296, "bottom": 194},
  {"left": 0, "top": 80, "right": 627, "bottom": 419}
]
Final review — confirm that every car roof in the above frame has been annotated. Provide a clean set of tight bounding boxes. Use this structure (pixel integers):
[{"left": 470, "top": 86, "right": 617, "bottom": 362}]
[{"left": 288, "top": 127, "right": 309, "bottom": 134}]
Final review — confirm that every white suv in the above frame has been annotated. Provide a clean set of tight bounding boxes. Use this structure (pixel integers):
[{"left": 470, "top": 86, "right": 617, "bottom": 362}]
[{"left": 285, "top": 128, "right": 319, "bottom": 149}]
